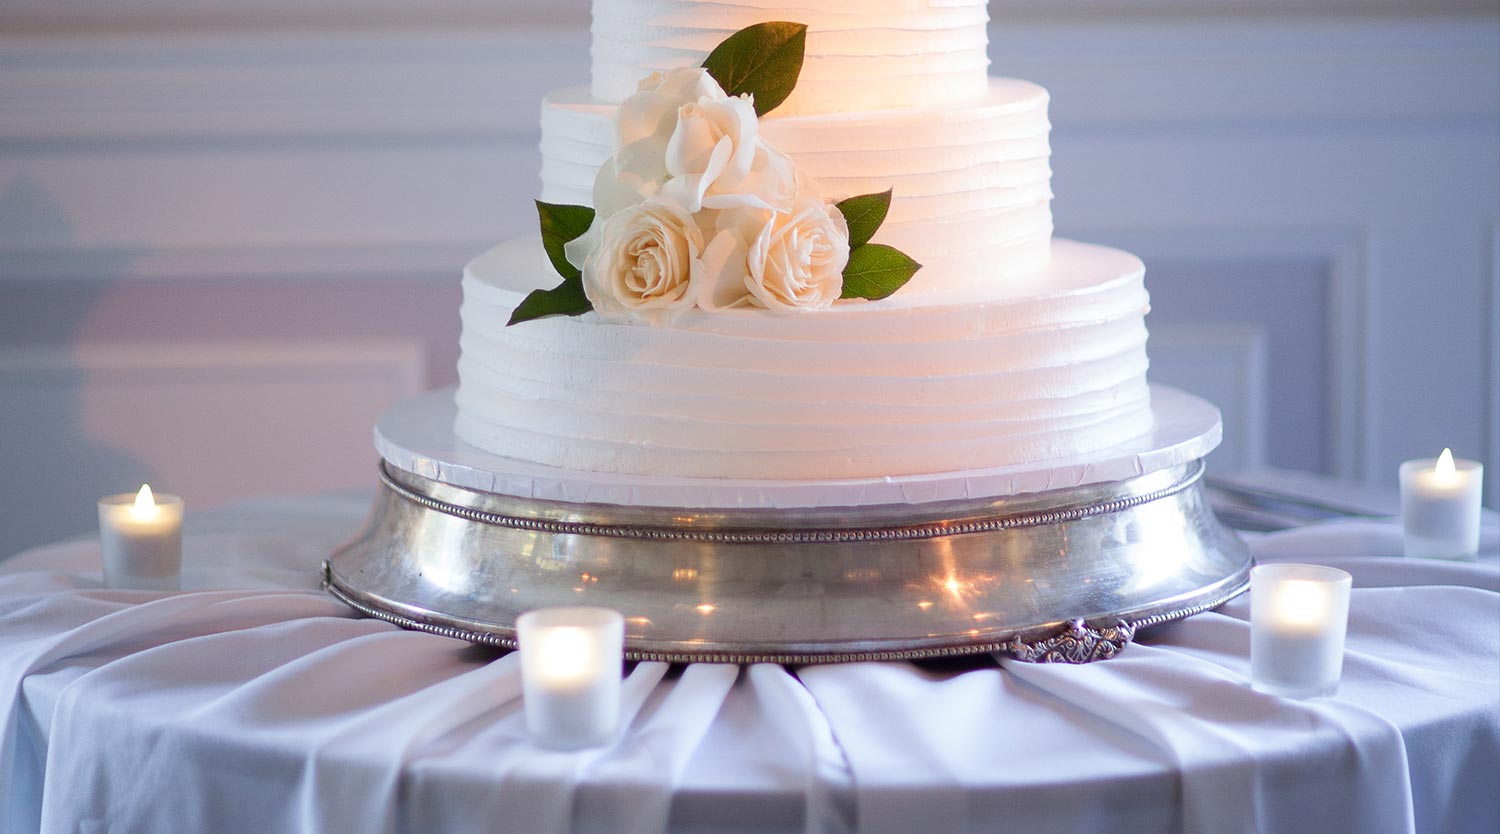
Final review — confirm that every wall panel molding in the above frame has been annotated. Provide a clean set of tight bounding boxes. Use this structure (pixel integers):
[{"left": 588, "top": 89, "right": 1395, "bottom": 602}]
[
  {"left": 0, "top": 30, "right": 586, "bottom": 142},
  {"left": 1070, "top": 225, "right": 1374, "bottom": 478},
  {"left": 0, "top": 339, "right": 426, "bottom": 555},
  {"left": 0, "top": 242, "right": 487, "bottom": 283},
  {"left": 0, "top": 338, "right": 425, "bottom": 380},
  {"left": 1149, "top": 324, "right": 1268, "bottom": 471},
  {"left": 1487, "top": 219, "right": 1499, "bottom": 509}
]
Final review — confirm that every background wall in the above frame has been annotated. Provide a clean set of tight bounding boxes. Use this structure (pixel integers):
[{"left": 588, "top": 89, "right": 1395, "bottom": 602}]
[
  {"left": 1, "top": 4, "right": 1497, "bottom": 556},
  {"left": 0, "top": 0, "right": 1492, "bottom": 33}
]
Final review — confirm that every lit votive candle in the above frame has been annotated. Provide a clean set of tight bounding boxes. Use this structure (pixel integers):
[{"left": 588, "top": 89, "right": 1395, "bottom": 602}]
[
  {"left": 1400, "top": 448, "right": 1484, "bottom": 560},
  {"left": 517, "top": 606, "right": 624, "bottom": 750},
  {"left": 98, "top": 484, "right": 184, "bottom": 590},
  {"left": 1250, "top": 564, "right": 1353, "bottom": 699}
]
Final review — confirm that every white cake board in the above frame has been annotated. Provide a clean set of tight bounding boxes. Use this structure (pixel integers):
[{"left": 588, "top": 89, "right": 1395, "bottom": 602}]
[{"left": 374, "top": 385, "right": 1221, "bottom": 509}]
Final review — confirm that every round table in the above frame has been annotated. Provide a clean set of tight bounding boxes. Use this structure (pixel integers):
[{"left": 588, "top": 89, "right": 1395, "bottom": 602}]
[{"left": 2, "top": 489, "right": 1497, "bottom": 834}]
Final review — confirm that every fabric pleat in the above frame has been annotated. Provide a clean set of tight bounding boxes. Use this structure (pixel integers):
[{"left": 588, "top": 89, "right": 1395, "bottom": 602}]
[{"left": 0, "top": 503, "right": 1495, "bottom": 834}]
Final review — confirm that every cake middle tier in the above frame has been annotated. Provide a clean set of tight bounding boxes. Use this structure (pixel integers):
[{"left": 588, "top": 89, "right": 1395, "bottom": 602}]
[
  {"left": 454, "top": 236, "right": 1153, "bottom": 481},
  {"left": 540, "top": 78, "right": 1054, "bottom": 295}
]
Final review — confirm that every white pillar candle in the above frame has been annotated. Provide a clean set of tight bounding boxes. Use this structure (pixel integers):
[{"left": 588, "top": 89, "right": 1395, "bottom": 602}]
[
  {"left": 517, "top": 606, "right": 624, "bottom": 750},
  {"left": 1400, "top": 449, "right": 1484, "bottom": 560},
  {"left": 98, "top": 484, "right": 184, "bottom": 590},
  {"left": 1250, "top": 564, "right": 1352, "bottom": 699}
]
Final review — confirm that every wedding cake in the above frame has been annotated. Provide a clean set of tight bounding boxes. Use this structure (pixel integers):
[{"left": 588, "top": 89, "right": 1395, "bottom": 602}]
[
  {"left": 326, "top": 0, "right": 1251, "bottom": 662},
  {"left": 453, "top": 0, "right": 1154, "bottom": 483}
]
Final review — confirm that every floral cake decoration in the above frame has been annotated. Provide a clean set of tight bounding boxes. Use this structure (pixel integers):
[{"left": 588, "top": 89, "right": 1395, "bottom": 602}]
[{"left": 509, "top": 22, "right": 922, "bottom": 326}]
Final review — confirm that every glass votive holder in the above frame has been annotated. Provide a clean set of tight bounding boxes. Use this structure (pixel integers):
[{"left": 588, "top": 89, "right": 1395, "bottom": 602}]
[
  {"left": 1400, "top": 451, "right": 1484, "bottom": 560},
  {"left": 1250, "top": 564, "right": 1353, "bottom": 699},
  {"left": 98, "top": 484, "right": 184, "bottom": 591},
  {"left": 517, "top": 606, "right": 625, "bottom": 750}
]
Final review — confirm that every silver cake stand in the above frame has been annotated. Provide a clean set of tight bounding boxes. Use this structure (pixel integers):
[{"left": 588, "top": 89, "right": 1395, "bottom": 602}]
[{"left": 324, "top": 386, "right": 1250, "bottom": 664}]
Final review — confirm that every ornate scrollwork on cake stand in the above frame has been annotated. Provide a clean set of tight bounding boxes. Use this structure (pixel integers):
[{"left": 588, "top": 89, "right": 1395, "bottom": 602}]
[{"left": 1006, "top": 619, "right": 1138, "bottom": 663}]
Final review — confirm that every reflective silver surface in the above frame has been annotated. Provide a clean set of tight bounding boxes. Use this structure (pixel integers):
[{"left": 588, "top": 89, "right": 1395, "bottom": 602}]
[{"left": 325, "top": 458, "right": 1250, "bottom": 663}]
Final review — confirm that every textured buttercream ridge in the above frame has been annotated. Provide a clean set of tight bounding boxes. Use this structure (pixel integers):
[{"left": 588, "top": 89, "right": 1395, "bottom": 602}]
[
  {"left": 590, "top": 2, "right": 989, "bottom": 31},
  {"left": 454, "top": 360, "right": 1154, "bottom": 424},
  {"left": 457, "top": 321, "right": 1149, "bottom": 381},
  {"left": 456, "top": 343, "right": 1152, "bottom": 409},
  {"left": 461, "top": 286, "right": 1151, "bottom": 345},
  {"left": 453, "top": 388, "right": 1150, "bottom": 454},
  {"left": 462, "top": 287, "right": 1151, "bottom": 359},
  {"left": 456, "top": 327, "right": 1151, "bottom": 405},
  {"left": 542, "top": 79, "right": 1050, "bottom": 147},
  {"left": 587, "top": 0, "right": 992, "bottom": 114},
  {"left": 456, "top": 357, "right": 1151, "bottom": 423},
  {"left": 451, "top": 408, "right": 1155, "bottom": 480},
  {"left": 463, "top": 237, "right": 1142, "bottom": 321}
]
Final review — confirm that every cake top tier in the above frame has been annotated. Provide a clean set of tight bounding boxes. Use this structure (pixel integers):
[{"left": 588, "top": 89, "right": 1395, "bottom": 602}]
[{"left": 590, "top": 0, "right": 991, "bottom": 115}]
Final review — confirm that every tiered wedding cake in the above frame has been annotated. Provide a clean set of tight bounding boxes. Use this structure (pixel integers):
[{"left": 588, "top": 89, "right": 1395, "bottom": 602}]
[
  {"left": 327, "top": 1, "right": 1249, "bottom": 663},
  {"left": 453, "top": 0, "right": 1155, "bottom": 482}
]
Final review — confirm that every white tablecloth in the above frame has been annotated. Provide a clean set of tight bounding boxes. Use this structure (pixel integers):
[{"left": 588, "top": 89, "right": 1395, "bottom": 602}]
[{"left": 1, "top": 489, "right": 1497, "bottom": 834}]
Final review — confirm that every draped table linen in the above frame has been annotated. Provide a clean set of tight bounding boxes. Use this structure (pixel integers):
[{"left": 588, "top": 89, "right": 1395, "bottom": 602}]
[{"left": 1, "top": 490, "right": 1496, "bottom": 834}]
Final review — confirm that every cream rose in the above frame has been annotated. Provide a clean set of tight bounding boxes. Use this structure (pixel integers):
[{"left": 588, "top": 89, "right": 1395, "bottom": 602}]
[
  {"left": 618, "top": 67, "right": 728, "bottom": 148},
  {"left": 590, "top": 68, "right": 730, "bottom": 219},
  {"left": 744, "top": 198, "right": 850, "bottom": 312},
  {"left": 660, "top": 94, "right": 794, "bottom": 213},
  {"left": 581, "top": 197, "right": 707, "bottom": 322}
]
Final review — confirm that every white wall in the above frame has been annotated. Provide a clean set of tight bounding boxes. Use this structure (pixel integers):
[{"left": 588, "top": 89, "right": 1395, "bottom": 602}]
[
  {"left": 0, "top": 0, "right": 1491, "bottom": 34},
  {"left": 1, "top": 12, "right": 1497, "bottom": 556}
]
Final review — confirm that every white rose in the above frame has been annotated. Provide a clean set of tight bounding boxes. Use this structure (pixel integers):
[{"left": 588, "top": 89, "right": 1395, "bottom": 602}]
[
  {"left": 590, "top": 68, "right": 730, "bottom": 219},
  {"left": 696, "top": 207, "right": 767, "bottom": 311},
  {"left": 744, "top": 198, "right": 850, "bottom": 312},
  {"left": 581, "top": 197, "right": 707, "bottom": 322},
  {"left": 618, "top": 67, "right": 727, "bottom": 148},
  {"left": 659, "top": 95, "right": 795, "bottom": 213}
]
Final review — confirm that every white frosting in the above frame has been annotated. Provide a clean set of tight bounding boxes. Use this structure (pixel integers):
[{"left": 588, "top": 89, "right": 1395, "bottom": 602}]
[
  {"left": 454, "top": 237, "right": 1154, "bottom": 480},
  {"left": 539, "top": 78, "right": 1054, "bottom": 294},
  {"left": 589, "top": 0, "right": 990, "bottom": 115},
  {"left": 446, "top": 4, "right": 1166, "bottom": 485}
]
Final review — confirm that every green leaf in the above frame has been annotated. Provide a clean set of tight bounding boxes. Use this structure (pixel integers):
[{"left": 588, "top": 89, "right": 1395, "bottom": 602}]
[
  {"left": 510, "top": 200, "right": 596, "bottom": 325},
  {"left": 840, "top": 244, "right": 923, "bottom": 301},
  {"left": 701, "top": 22, "right": 808, "bottom": 117},
  {"left": 834, "top": 189, "right": 892, "bottom": 249},
  {"left": 507, "top": 277, "right": 591, "bottom": 326},
  {"left": 536, "top": 200, "right": 594, "bottom": 282}
]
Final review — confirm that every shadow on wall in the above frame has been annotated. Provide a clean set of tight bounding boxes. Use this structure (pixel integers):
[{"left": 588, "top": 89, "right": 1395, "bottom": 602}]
[
  {"left": 0, "top": 176, "right": 156, "bottom": 560},
  {"left": 0, "top": 173, "right": 461, "bottom": 561}
]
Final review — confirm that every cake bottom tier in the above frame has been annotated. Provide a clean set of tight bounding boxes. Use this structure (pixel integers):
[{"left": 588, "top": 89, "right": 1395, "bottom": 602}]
[{"left": 455, "top": 237, "right": 1154, "bottom": 480}]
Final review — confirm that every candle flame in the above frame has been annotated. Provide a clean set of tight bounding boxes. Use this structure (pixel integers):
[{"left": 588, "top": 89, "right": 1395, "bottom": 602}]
[
  {"left": 535, "top": 626, "right": 596, "bottom": 685},
  {"left": 129, "top": 484, "right": 160, "bottom": 521},
  {"left": 1272, "top": 579, "right": 1329, "bottom": 629},
  {"left": 1435, "top": 448, "right": 1455, "bottom": 477}
]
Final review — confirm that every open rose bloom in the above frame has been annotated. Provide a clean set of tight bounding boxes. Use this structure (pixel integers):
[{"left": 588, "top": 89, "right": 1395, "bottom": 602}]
[{"left": 566, "top": 67, "right": 848, "bottom": 323}]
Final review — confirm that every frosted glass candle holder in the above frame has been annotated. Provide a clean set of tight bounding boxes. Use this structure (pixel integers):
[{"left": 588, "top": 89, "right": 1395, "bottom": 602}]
[
  {"left": 517, "top": 606, "right": 625, "bottom": 750},
  {"left": 98, "top": 485, "right": 184, "bottom": 591},
  {"left": 1250, "top": 564, "right": 1353, "bottom": 699},
  {"left": 1400, "top": 452, "right": 1484, "bottom": 560}
]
